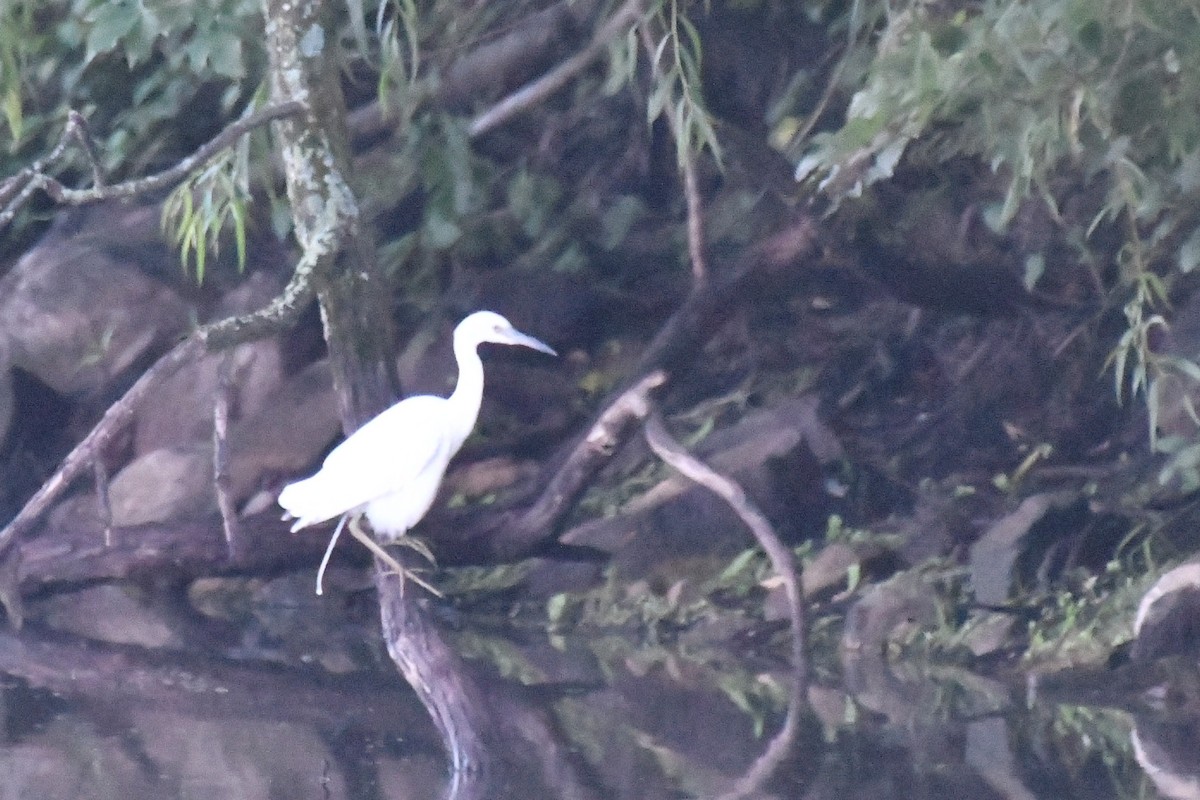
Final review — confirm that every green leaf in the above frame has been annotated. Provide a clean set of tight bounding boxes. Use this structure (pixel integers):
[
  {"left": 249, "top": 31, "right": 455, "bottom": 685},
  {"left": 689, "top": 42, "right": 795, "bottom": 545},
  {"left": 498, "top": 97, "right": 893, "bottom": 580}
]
[
  {"left": 184, "top": 36, "right": 212, "bottom": 74},
  {"left": 546, "top": 593, "right": 569, "bottom": 624},
  {"left": 506, "top": 169, "right": 538, "bottom": 236},
  {"left": 600, "top": 195, "right": 646, "bottom": 250},
  {"left": 1023, "top": 253, "right": 1046, "bottom": 291},
  {"left": 1148, "top": 375, "right": 1160, "bottom": 448},
  {"left": 550, "top": 243, "right": 587, "bottom": 273},
  {"left": 2, "top": 86, "right": 21, "bottom": 146},
  {"left": 717, "top": 548, "right": 761, "bottom": 584},
  {"left": 1180, "top": 227, "right": 1200, "bottom": 273},
  {"left": 423, "top": 209, "right": 461, "bottom": 249},
  {"left": 84, "top": 0, "right": 141, "bottom": 63},
  {"left": 230, "top": 197, "right": 247, "bottom": 271},
  {"left": 1165, "top": 355, "right": 1200, "bottom": 385},
  {"left": 678, "top": 14, "right": 703, "bottom": 71},
  {"left": 647, "top": 80, "right": 669, "bottom": 124}
]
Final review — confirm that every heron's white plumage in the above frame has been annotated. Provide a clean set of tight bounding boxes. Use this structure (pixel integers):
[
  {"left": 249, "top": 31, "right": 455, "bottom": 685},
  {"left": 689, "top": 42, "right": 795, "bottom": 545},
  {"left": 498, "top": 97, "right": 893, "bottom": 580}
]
[
  {"left": 277, "top": 396, "right": 449, "bottom": 533},
  {"left": 278, "top": 311, "right": 555, "bottom": 560}
]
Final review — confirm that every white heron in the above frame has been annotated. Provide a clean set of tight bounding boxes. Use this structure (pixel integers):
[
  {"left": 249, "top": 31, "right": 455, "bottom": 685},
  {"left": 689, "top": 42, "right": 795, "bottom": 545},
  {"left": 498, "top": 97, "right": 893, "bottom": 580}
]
[{"left": 278, "top": 310, "right": 556, "bottom": 594}]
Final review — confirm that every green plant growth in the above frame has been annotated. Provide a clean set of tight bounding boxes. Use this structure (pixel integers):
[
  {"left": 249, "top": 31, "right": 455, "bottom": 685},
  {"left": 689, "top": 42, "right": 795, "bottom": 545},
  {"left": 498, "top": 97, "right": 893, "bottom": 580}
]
[
  {"left": 160, "top": 129, "right": 252, "bottom": 282},
  {"left": 1023, "top": 559, "right": 1149, "bottom": 668},
  {"left": 0, "top": 0, "right": 262, "bottom": 169},
  {"left": 645, "top": 0, "right": 723, "bottom": 169},
  {"left": 791, "top": 0, "right": 1200, "bottom": 456}
]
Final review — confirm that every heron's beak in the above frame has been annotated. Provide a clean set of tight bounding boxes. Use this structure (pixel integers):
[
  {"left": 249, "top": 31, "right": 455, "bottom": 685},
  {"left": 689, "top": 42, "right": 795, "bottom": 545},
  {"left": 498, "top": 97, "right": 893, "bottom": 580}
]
[{"left": 506, "top": 329, "right": 557, "bottom": 356}]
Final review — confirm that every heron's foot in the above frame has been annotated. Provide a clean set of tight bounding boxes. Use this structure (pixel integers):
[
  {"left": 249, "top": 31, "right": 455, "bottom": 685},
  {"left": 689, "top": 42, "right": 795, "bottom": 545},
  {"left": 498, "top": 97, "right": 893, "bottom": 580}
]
[{"left": 347, "top": 515, "right": 443, "bottom": 597}]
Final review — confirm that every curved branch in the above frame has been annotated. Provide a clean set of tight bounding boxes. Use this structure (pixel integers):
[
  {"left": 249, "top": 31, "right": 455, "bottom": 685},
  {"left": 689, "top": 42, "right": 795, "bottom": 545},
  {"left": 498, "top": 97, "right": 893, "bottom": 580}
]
[
  {"left": 433, "top": 216, "right": 820, "bottom": 563},
  {"left": 0, "top": 102, "right": 305, "bottom": 231},
  {"left": 501, "top": 370, "right": 667, "bottom": 549},
  {"left": 0, "top": 110, "right": 92, "bottom": 210},
  {"left": 643, "top": 410, "right": 807, "bottom": 682}
]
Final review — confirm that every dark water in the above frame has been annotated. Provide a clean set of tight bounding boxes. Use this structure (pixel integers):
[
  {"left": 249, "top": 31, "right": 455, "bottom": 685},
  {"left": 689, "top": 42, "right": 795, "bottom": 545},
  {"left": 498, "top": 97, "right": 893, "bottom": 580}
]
[{"left": 0, "top": 595, "right": 1184, "bottom": 800}]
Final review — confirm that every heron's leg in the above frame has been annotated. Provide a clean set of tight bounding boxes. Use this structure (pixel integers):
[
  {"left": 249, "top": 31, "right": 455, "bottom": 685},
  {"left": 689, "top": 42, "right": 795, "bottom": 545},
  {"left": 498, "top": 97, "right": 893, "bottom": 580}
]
[
  {"left": 346, "top": 514, "right": 407, "bottom": 585},
  {"left": 314, "top": 513, "right": 349, "bottom": 595},
  {"left": 346, "top": 515, "right": 443, "bottom": 597}
]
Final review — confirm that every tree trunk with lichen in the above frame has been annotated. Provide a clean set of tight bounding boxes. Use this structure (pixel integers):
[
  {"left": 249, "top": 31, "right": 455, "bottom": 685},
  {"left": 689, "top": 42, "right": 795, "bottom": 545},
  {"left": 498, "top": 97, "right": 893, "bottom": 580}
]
[
  {"left": 264, "top": 0, "right": 396, "bottom": 426},
  {"left": 263, "top": 0, "right": 501, "bottom": 778}
]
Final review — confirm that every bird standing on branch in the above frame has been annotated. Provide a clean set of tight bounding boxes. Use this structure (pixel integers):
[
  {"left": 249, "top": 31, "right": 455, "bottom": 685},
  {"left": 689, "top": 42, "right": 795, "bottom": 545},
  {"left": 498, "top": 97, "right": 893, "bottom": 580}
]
[{"left": 278, "top": 311, "right": 556, "bottom": 594}]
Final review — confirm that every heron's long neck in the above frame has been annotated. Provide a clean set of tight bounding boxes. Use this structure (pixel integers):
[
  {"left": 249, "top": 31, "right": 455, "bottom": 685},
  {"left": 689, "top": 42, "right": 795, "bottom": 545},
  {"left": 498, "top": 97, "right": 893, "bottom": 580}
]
[{"left": 447, "top": 336, "right": 485, "bottom": 450}]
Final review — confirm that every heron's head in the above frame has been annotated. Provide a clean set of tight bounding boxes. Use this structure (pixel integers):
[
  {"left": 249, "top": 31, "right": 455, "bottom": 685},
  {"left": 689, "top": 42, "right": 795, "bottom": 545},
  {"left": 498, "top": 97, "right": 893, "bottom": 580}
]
[{"left": 457, "top": 310, "right": 557, "bottom": 355}]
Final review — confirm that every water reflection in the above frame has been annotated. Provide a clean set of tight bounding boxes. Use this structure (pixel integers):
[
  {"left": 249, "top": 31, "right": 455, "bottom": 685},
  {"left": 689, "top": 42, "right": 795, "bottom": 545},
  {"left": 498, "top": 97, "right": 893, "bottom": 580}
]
[
  {"left": 1133, "top": 715, "right": 1200, "bottom": 800},
  {"left": 0, "top": 607, "right": 1188, "bottom": 799}
]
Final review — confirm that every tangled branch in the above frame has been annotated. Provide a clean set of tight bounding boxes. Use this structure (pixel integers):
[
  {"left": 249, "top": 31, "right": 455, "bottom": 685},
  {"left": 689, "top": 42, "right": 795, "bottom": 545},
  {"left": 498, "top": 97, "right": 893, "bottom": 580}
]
[{"left": 0, "top": 101, "right": 304, "bottom": 231}]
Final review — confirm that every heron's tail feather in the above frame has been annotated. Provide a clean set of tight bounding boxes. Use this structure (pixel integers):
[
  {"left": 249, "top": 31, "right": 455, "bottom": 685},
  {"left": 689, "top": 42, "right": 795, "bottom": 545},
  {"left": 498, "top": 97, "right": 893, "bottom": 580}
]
[{"left": 278, "top": 472, "right": 350, "bottom": 531}]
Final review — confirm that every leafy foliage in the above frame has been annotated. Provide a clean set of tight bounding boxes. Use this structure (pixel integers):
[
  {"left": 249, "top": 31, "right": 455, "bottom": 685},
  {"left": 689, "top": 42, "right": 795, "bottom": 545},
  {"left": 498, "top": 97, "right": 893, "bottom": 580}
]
[
  {"left": 791, "top": 0, "right": 1200, "bottom": 457},
  {"left": 645, "top": 0, "right": 723, "bottom": 168},
  {"left": 0, "top": 0, "right": 261, "bottom": 170},
  {"left": 795, "top": 0, "right": 1200, "bottom": 235},
  {"left": 160, "top": 128, "right": 254, "bottom": 283},
  {"left": 375, "top": 0, "right": 421, "bottom": 121}
]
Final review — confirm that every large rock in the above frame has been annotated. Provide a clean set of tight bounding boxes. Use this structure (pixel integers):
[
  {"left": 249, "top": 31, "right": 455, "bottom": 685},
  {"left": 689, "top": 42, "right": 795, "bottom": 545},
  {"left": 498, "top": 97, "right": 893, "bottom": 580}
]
[
  {"left": 134, "top": 272, "right": 286, "bottom": 455},
  {"left": 104, "top": 361, "right": 340, "bottom": 526},
  {"left": 0, "top": 229, "right": 188, "bottom": 397},
  {"left": 226, "top": 359, "right": 340, "bottom": 493},
  {"left": 108, "top": 445, "right": 215, "bottom": 527}
]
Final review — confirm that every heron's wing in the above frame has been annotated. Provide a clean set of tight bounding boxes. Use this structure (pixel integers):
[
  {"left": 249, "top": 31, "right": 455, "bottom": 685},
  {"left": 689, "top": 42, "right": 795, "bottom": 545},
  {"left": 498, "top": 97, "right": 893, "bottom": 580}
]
[{"left": 279, "top": 396, "right": 448, "bottom": 528}]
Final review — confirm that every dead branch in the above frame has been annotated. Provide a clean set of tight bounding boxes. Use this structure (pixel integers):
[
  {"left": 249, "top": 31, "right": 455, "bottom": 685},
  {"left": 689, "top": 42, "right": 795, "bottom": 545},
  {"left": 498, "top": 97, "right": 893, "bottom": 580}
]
[
  {"left": 17, "top": 513, "right": 345, "bottom": 592},
  {"left": 431, "top": 215, "right": 820, "bottom": 563},
  {"left": 0, "top": 101, "right": 304, "bottom": 231},
  {"left": 213, "top": 352, "right": 239, "bottom": 548},
  {"left": 0, "top": 110, "right": 92, "bottom": 210},
  {"left": 468, "top": 0, "right": 645, "bottom": 138},
  {"left": 461, "top": 370, "right": 666, "bottom": 560},
  {"left": 92, "top": 458, "right": 113, "bottom": 547},
  {"left": 518, "top": 369, "right": 665, "bottom": 531},
  {"left": 0, "top": 337, "right": 197, "bottom": 564},
  {"left": 643, "top": 410, "right": 807, "bottom": 681},
  {"left": 0, "top": 255, "right": 319, "bottom": 576}
]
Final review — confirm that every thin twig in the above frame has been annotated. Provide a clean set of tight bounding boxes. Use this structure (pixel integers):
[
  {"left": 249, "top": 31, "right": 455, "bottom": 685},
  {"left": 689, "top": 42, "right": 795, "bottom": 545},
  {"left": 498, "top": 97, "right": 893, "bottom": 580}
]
[
  {"left": 0, "top": 102, "right": 305, "bottom": 231},
  {"left": 0, "top": 177, "right": 40, "bottom": 227},
  {"left": 637, "top": 23, "right": 708, "bottom": 286},
  {"left": 469, "top": 0, "right": 645, "bottom": 138},
  {"left": 66, "top": 110, "right": 106, "bottom": 188},
  {"left": 784, "top": 49, "right": 850, "bottom": 157},
  {"left": 644, "top": 410, "right": 807, "bottom": 681},
  {"left": 213, "top": 352, "right": 239, "bottom": 549},
  {"left": 0, "top": 111, "right": 85, "bottom": 210},
  {"left": 93, "top": 458, "right": 113, "bottom": 548},
  {"left": 0, "top": 336, "right": 203, "bottom": 560},
  {"left": 681, "top": 151, "right": 708, "bottom": 286}
]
